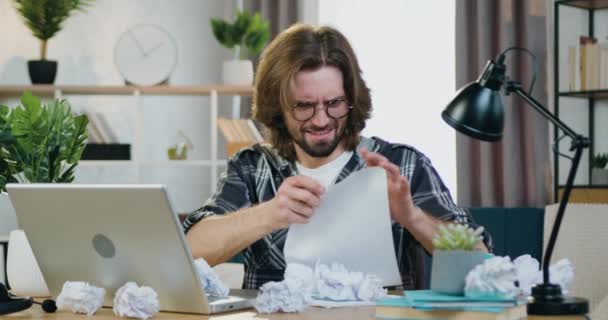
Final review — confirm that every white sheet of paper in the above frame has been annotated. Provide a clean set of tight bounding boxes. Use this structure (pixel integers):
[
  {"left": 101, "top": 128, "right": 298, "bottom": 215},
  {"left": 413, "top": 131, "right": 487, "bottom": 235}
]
[{"left": 284, "top": 168, "right": 401, "bottom": 287}]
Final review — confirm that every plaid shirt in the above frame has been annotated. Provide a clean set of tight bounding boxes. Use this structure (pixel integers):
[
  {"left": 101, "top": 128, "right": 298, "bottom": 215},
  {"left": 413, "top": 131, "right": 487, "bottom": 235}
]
[{"left": 183, "top": 136, "right": 491, "bottom": 289}]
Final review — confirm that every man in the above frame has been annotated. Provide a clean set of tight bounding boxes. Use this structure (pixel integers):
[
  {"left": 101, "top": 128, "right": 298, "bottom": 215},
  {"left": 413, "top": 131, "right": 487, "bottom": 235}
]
[{"left": 184, "top": 23, "right": 490, "bottom": 290}]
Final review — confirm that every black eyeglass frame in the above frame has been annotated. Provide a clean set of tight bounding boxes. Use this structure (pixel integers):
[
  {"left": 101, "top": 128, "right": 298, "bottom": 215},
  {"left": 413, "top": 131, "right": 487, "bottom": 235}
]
[{"left": 290, "top": 97, "right": 353, "bottom": 122}]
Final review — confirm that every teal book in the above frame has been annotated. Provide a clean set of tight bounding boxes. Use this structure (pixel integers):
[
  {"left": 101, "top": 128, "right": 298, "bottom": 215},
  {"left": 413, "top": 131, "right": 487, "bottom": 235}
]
[{"left": 375, "top": 290, "right": 527, "bottom": 320}]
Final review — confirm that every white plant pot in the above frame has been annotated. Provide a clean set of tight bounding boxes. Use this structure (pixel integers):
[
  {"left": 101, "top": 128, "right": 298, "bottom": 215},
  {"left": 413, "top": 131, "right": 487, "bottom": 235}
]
[
  {"left": 222, "top": 59, "right": 254, "bottom": 85},
  {"left": 430, "top": 250, "right": 488, "bottom": 295},
  {"left": 0, "top": 193, "right": 18, "bottom": 237},
  {"left": 592, "top": 168, "right": 608, "bottom": 185},
  {"left": 7, "top": 230, "right": 50, "bottom": 297}
]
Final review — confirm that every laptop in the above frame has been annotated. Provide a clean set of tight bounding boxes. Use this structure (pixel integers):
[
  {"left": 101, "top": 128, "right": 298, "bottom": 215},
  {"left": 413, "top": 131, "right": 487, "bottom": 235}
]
[{"left": 6, "top": 184, "right": 256, "bottom": 314}]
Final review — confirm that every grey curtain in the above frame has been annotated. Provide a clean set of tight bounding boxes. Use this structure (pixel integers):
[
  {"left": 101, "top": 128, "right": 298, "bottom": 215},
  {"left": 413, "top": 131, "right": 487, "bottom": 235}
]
[{"left": 455, "top": 0, "right": 551, "bottom": 207}]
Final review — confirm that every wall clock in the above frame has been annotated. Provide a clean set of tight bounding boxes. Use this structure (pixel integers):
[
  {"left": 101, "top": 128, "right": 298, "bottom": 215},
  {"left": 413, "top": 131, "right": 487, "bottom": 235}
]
[{"left": 114, "top": 24, "right": 178, "bottom": 85}]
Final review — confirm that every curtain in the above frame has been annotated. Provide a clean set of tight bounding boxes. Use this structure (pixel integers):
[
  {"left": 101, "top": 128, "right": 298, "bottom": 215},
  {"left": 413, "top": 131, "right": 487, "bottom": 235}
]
[
  {"left": 238, "top": 0, "right": 298, "bottom": 118},
  {"left": 455, "top": 0, "right": 551, "bottom": 207}
]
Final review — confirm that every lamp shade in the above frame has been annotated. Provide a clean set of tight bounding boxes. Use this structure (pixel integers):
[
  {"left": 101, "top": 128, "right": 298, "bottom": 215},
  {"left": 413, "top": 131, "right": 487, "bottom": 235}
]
[{"left": 442, "top": 82, "right": 504, "bottom": 142}]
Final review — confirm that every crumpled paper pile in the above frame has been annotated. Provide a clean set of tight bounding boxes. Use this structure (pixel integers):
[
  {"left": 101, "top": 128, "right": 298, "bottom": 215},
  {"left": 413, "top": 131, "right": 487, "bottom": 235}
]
[
  {"left": 254, "top": 262, "right": 387, "bottom": 313},
  {"left": 465, "top": 254, "right": 574, "bottom": 299}
]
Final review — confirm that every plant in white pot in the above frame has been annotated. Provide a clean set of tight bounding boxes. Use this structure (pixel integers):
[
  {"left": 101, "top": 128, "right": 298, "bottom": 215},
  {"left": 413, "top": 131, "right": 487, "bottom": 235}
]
[
  {"left": 13, "top": 0, "right": 93, "bottom": 84},
  {"left": 211, "top": 10, "right": 270, "bottom": 85},
  {"left": 430, "top": 223, "right": 487, "bottom": 295},
  {"left": 591, "top": 153, "right": 608, "bottom": 185},
  {"left": 0, "top": 91, "right": 88, "bottom": 296}
]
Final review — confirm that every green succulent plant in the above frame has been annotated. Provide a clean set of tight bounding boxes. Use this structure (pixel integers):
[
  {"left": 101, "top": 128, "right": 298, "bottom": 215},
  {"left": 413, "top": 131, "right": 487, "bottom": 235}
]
[
  {"left": 432, "top": 223, "right": 484, "bottom": 251},
  {"left": 13, "top": 0, "right": 94, "bottom": 60},
  {"left": 591, "top": 153, "right": 608, "bottom": 169},
  {"left": 0, "top": 91, "right": 88, "bottom": 192},
  {"left": 211, "top": 10, "right": 270, "bottom": 59}
]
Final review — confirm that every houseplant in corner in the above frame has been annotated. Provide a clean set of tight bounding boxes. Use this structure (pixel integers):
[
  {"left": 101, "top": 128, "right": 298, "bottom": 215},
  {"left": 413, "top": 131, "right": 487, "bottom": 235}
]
[
  {"left": 430, "top": 223, "right": 487, "bottom": 295},
  {"left": 591, "top": 153, "right": 608, "bottom": 185},
  {"left": 13, "top": 0, "right": 93, "bottom": 84},
  {"left": 0, "top": 91, "right": 88, "bottom": 296},
  {"left": 211, "top": 10, "right": 270, "bottom": 85}
]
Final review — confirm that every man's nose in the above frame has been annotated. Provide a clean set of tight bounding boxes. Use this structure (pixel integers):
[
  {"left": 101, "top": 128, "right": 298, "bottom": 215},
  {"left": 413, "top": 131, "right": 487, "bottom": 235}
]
[{"left": 309, "top": 103, "right": 330, "bottom": 126}]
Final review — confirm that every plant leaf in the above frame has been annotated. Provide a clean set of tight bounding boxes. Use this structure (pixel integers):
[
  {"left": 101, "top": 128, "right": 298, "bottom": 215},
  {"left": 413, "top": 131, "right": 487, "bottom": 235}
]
[{"left": 13, "top": 0, "right": 94, "bottom": 41}]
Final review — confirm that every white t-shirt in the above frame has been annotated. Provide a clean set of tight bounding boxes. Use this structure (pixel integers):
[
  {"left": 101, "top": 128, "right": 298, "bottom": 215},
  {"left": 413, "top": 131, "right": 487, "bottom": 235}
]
[{"left": 296, "top": 151, "right": 354, "bottom": 189}]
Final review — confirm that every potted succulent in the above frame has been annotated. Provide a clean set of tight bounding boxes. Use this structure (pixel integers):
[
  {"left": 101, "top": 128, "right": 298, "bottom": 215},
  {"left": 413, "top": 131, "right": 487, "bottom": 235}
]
[
  {"left": 13, "top": 0, "right": 93, "bottom": 84},
  {"left": 211, "top": 10, "right": 270, "bottom": 85},
  {"left": 591, "top": 153, "right": 608, "bottom": 185},
  {"left": 430, "top": 223, "right": 488, "bottom": 295},
  {"left": 0, "top": 91, "right": 88, "bottom": 296}
]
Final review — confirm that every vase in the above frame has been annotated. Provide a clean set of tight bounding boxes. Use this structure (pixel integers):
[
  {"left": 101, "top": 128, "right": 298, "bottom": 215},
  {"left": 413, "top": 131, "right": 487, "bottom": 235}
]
[
  {"left": 221, "top": 59, "right": 254, "bottom": 85},
  {"left": 430, "top": 250, "right": 488, "bottom": 295},
  {"left": 6, "top": 230, "right": 50, "bottom": 297},
  {"left": 592, "top": 168, "right": 608, "bottom": 185},
  {"left": 27, "top": 60, "right": 57, "bottom": 84}
]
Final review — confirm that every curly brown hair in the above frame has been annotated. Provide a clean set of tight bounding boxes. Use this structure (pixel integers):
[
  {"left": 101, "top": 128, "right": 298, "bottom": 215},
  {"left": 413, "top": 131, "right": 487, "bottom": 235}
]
[{"left": 252, "top": 23, "right": 372, "bottom": 161}]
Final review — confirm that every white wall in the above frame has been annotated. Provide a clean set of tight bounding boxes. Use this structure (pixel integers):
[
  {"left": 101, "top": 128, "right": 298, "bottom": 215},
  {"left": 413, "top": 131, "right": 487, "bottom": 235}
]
[
  {"left": 0, "top": 0, "right": 235, "bottom": 213},
  {"left": 302, "top": 0, "right": 458, "bottom": 198}
]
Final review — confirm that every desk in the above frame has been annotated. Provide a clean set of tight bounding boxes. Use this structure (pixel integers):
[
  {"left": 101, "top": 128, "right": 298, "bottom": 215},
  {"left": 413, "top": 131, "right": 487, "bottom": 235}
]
[{"left": 10, "top": 306, "right": 587, "bottom": 319}]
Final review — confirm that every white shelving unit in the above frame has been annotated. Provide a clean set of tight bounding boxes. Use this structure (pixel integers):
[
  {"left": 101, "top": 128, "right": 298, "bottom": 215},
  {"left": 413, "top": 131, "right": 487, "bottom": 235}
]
[{"left": 0, "top": 85, "right": 253, "bottom": 194}]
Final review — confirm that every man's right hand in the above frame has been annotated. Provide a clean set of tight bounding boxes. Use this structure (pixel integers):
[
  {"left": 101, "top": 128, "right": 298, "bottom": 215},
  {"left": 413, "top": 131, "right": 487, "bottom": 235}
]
[{"left": 261, "top": 175, "right": 325, "bottom": 230}]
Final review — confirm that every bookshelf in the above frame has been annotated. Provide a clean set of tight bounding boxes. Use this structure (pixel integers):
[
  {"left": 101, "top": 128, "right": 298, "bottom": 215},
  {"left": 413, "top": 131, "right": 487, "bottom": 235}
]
[
  {"left": 554, "top": 0, "right": 608, "bottom": 203},
  {"left": 0, "top": 84, "right": 253, "bottom": 197}
]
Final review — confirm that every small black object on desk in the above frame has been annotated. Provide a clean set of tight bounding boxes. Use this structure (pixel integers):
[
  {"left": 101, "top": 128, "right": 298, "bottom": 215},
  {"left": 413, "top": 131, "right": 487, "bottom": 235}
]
[{"left": 0, "top": 282, "right": 56, "bottom": 315}]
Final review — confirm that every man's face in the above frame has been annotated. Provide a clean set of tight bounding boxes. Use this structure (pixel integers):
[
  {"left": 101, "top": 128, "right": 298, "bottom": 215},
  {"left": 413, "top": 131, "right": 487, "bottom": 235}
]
[{"left": 285, "top": 66, "right": 349, "bottom": 159}]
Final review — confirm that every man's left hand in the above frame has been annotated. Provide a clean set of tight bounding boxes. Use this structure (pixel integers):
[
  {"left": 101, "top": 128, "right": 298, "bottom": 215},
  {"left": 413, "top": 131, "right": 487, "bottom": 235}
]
[{"left": 360, "top": 148, "right": 421, "bottom": 227}]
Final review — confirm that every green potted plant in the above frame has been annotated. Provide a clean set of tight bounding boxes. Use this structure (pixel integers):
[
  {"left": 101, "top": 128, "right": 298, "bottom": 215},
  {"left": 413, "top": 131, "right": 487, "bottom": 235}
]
[
  {"left": 1, "top": 91, "right": 88, "bottom": 297},
  {"left": 13, "top": 0, "right": 94, "bottom": 84},
  {"left": 430, "top": 223, "right": 488, "bottom": 295},
  {"left": 211, "top": 10, "right": 270, "bottom": 85},
  {"left": 0, "top": 91, "right": 88, "bottom": 231},
  {"left": 591, "top": 153, "right": 608, "bottom": 185}
]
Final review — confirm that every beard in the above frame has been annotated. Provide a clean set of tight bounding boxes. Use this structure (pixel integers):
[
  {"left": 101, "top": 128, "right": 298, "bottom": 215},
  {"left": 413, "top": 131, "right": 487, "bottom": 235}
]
[{"left": 291, "top": 121, "right": 346, "bottom": 158}]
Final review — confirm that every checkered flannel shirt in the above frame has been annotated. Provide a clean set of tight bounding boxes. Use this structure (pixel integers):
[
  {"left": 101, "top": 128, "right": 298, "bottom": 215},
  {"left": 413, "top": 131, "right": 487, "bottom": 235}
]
[{"left": 183, "top": 136, "right": 492, "bottom": 289}]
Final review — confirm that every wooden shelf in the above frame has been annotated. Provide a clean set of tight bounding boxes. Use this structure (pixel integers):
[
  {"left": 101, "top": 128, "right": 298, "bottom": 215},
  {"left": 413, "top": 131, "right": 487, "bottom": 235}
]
[
  {"left": 559, "top": 0, "right": 608, "bottom": 10},
  {"left": 559, "top": 89, "right": 608, "bottom": 99},
  {"left": 559, "top": 187, "right": 608, "bottom": 203},
  {"left": 0, "top": 85, "right": 253, "bottom": 97}
]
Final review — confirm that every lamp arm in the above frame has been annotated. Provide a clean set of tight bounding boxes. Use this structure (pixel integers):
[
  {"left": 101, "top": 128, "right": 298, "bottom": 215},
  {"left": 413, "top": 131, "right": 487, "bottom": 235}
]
[
  {"left": 510, "top": 86, "right": 582, "bottom": 142},
  {"left": 510, "top": 84, "right": 590, "bottom": 284}
]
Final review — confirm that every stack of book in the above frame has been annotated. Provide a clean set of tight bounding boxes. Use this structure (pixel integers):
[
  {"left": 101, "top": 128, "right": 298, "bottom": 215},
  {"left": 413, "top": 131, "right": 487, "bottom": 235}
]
[
  {"left": 217, "top": 118, "right": 264, "bottom": 157},
  {"left": 375, "top": 290, "right": 527, "bottom": 320},
  {"left": 83, "top": 111, "right": 130, "bottom": 160},
  {"left": 568, "top": 36, "right": 608, "bottom": 91}
]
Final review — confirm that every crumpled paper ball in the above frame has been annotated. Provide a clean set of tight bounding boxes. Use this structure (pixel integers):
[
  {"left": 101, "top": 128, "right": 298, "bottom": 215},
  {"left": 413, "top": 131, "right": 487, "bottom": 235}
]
[
  {"left": 56, "top": 281, "right": 106, "bottom": 315},
  {"left": 465, "top": 256, "right": 520, "bottom": 299},
  {"left": 514, "top": 254, "right": 543, "bottom": 296},
  {"left": 254, "top": 262, "right": 387, "bottom": 313},
  {"left": 113, "top": 282, "right": 160, "bottom": 319},
  {"left": 549, "top": 259, "right": 574, "bottom": 295},
  {"left": 314, "top": 262, "right": 386, "bottom": 301},
  {"left": 254, "top": 264, "right": 312, "bottom": 314},
  {"left": 194, "top": 258, "right": 229, "bottom": 298}
]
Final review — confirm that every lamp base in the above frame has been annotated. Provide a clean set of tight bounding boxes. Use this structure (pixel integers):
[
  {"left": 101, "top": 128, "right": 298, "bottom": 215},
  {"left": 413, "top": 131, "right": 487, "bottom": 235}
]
[{"left": 527, "top": 284, "right": 589, "bottom": 315}]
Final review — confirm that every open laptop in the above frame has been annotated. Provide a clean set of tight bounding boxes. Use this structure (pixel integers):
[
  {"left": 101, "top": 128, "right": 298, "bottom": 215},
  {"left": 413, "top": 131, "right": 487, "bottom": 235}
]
[{"left": 6, "top": 184, "right": 256, "bottom": 314}]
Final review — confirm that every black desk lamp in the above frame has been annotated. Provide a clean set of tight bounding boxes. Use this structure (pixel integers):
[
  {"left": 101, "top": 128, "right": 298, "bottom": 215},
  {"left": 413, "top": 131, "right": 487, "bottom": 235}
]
[{"left": 442, "top": 47, "right": 589, "bottom": 315}]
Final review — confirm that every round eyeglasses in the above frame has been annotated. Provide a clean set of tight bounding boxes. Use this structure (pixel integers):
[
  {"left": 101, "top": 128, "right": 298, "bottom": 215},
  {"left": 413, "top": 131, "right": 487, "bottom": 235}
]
[{"left": 291, "top": 97, "right": 353, "bottom": 122}]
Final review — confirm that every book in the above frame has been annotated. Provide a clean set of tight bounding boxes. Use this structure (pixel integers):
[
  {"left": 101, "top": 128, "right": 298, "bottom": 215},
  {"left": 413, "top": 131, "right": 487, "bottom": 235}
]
[
  {"left": 85, "top": 111, "right": 104, "bottom": 143},
  {"left": 375, "top": 290, "right": 527, "bottom": 320},
  {"left": 375, "top": 304, "right": 526, "bottom": 320}
]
